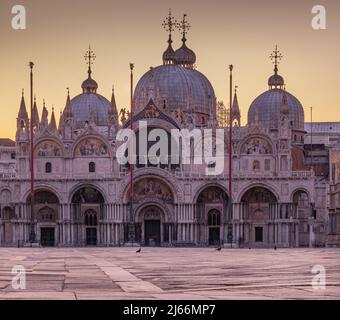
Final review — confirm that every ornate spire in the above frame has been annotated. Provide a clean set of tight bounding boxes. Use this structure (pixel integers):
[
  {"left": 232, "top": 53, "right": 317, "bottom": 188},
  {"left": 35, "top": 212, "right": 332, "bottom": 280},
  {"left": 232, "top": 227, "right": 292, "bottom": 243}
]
[
  {"left": 82, "top": 46, "right": 98, "bottom": 93},
  {"left": 41, "top": 99, "right": 49, "bottom": 128},
  {"left": 110, "top": 85, "right": 118, "bottom": 119},
  {"left": 63, "top": 87, "right": 73, "bottom": 118},
  {"left": 268, "top": 45, "right": 285, "bottom": 89},
  {"left": 49, "top": 107, "right": 57, "bottom": 131},
  {"left": 162, "top": 9, "right": 176, "bottom": 65},
  {"left": 18, "top": 89, "right": 28, "bottom": 119},
  {"left": 232, "top": 86, "right": 241, "bottom": 126},
  {"left": 58, "top": 109, "right": 63, "bottom": 130},
  {"left": 32, "top": 96, "right": 40, "bottom": 127}
]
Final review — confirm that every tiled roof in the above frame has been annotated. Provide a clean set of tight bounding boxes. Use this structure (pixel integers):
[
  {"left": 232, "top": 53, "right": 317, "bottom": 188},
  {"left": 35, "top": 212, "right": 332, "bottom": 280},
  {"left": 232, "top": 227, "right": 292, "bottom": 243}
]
[{"left": 0, "top": 138, "right": 15, "bottom": 147}]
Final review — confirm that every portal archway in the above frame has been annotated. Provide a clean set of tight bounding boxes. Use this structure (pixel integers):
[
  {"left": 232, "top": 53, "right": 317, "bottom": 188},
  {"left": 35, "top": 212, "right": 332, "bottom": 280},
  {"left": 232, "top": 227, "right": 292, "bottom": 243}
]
[
  {"left": 71, "top": 186, "right": 104, "bottom": 246},
  {"left": 241, "top": 187, "right": 277, "bottom": 247},
  {"left": 293, "top": 190, "right": 311, "bottom": 247},
  {"left": 27, "top": 190, "right": 59, "bottom": 247},
  {"left": 196, "top": 186, "right": 229, "bottom": 245},
  {"left": 2, "top": 207, "right": 14, "bottom": 244}
]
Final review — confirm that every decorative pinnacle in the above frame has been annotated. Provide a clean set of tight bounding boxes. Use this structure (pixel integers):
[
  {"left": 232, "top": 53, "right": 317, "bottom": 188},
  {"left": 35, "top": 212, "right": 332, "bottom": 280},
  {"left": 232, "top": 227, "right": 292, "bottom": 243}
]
[
  {"left": 130, "top": 63, "right": 134, "bottom": 71},
  {"left": 270, "top": 45, "right": 283, "bottom": 75},
  {"left": 29, "top": 62, "right": 34, "bottom": 69},
  {"left": 176, "top": 14, "right": 190, "bottom": 43},
  {"left": 235, "top": 85, "right": 238, "bottom": 94},
  {"left": 22, "top": 88, "right": 24, "bottom": 96},
  {"left": 162, "top": 9, "right": 176, "bottom": 44},
  {"left": 84, "top": 45, "right": 96, "bottom": 78},
  {"left": 67, "top": 87, "right": 70, "bottom": 96}
]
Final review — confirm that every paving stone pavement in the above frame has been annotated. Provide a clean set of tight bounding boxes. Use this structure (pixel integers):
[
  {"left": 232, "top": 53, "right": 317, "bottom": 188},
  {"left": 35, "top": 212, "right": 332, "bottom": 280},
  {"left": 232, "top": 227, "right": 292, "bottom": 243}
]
[{"left": 0, "top": 248, "right": 339, "bottom": 300}]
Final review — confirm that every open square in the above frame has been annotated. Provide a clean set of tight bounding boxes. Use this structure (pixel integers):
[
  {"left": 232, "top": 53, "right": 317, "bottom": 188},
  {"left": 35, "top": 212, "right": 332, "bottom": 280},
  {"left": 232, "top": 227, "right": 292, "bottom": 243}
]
[{"left": 0, "top": 248, "right": 339, "bottom": 300}]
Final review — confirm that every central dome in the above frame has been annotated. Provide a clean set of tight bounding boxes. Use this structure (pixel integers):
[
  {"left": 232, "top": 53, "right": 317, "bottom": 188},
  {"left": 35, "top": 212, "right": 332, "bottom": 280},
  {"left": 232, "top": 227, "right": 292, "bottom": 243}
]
[{"left": 133, "top": 64, "right": 216, "bottom": 117}]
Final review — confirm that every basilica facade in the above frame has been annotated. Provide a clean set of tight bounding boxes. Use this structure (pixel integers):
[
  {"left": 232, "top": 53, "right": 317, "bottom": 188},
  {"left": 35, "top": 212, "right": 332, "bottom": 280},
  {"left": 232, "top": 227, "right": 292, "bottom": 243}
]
[{"left": 0, "top": 14, "right": 339, "bottom": 248}]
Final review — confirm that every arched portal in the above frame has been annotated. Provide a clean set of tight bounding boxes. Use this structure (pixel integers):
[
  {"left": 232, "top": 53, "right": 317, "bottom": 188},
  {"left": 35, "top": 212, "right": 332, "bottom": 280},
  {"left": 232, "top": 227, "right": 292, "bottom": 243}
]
[
  {"left": 71, "top": 187, "right": 104, "bottom": 246},
  {"left": 2, "top": 207, "right": 14, "bottom": 244},
  {"left": 27, "top": 190, "right": 59, "bottom": 247},
  {"left": 241, "top": 187, "right": 277, "bottom": 247},
  {"left": 196, "top": 186, "right": 229, "bottom": 245},
  {"left": 138, "top": 205, "right": 164, "bottom": 247},
  {"left": 293, "top": 190, "right": 311, "bottom": 247}
]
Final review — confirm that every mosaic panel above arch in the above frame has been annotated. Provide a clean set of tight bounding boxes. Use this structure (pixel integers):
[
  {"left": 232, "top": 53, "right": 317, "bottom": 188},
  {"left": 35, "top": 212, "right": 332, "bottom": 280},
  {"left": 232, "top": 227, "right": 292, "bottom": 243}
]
[{"left": 74, "top": 138, "right": 108, "bottom": 157}]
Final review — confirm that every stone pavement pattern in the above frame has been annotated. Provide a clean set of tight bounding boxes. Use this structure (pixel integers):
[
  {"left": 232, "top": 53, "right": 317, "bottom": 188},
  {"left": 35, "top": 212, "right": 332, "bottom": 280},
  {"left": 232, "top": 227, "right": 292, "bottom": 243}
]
[{"left": 0, "top": 248, "right": 339, "bottom": 300}]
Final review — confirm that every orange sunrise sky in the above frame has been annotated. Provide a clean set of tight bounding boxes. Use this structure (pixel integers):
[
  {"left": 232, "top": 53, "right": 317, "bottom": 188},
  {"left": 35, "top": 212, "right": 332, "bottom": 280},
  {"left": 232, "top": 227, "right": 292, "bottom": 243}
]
[{"left": 0, "top": 0, "right": 339, "bottom": 139}]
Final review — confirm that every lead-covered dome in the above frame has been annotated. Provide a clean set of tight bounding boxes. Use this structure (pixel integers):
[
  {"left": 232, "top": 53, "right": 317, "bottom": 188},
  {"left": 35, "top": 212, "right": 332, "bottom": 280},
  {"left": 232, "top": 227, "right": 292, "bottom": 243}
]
[
  {"left": 248, "top": 46, "right": 305, "bottom": 132},
  {"left": 133, "top": 64, "right": 216, "bottom": 116},
  {"left": 248, "top": 88, "right": 305, "bottom": 131},
  {"left": 70, "top": 93, "right": 111, "bottom": 127}
]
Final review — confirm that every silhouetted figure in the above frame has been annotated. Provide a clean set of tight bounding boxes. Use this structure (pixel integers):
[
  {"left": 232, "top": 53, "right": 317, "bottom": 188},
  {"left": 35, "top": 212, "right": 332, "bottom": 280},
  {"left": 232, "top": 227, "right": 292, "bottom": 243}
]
[
  {"left": 136, "top": 248, "right": 141, "bottom": 253},
  {"left": 274, "top": 246, "right": 277, "bottom": 251},
  {"left": 216, "top": 247, "right": 222, "bottom": 252}
]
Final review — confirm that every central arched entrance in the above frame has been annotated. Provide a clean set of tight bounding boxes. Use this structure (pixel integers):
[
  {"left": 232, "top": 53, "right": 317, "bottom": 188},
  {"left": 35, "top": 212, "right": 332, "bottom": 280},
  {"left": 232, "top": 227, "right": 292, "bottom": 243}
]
[
  {"left": 141, "top": 206, "right": 162, "bottom": 247},
  {"left": 241, "top": 187, "right": 277, "bottom": 247},
  {"left": 71, "top": 186, "right": 104, "bottom": 246},
  {"left": 196, "top": 186, "right": 229, "bottom": 246}
]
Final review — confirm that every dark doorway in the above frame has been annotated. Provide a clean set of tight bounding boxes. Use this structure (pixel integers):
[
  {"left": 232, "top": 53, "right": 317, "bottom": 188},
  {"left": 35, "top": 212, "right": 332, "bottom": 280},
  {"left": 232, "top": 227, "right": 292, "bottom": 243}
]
[
  {"left": 86, "top": 228, "right": 97, "bottom": 246},
  {"left": 145, "top": 220, "right": 161, "bottom": 246},
  {"left": 255, "top": 227, "right": 263, "bottom": 242},
  {"left": 40, "top": 228, "right": 55, "bottom": 247},
  {"left": 208, "top": 210, "right": 221, "bottom": 245},
  {"left": 209, "top": 227, "right": 220, "bottom": 245}
]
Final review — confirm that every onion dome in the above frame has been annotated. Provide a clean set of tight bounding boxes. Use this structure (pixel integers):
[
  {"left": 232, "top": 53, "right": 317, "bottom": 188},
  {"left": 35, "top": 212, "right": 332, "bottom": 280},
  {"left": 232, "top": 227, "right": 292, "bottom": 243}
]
[
  {"left": 268, "top": 74, "right": 284, "bottom": 88},
  {"left": 174, "top": 43, "right": 196, "bottom": 68},
  {"left": 82, "top": 76, "right": 98, "bottom": 94},
  {"left": 162, "top": 10, "right": 176, "bottom": 65},
  {"left": 163, "top": 42, "right": 175, "bottom": 65},
  {"left": 174, "top": 14, "right": 196, "bottom": 69}
]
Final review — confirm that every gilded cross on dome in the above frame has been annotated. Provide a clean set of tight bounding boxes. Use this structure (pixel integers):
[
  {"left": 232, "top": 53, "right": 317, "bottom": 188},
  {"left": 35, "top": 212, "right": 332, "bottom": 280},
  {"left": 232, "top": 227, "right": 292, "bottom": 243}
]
[
  {"left": 176, "top": 14, "right": 191, "bottom": 43},
  {"left": 84, "top": 45, "right": 96, "bottom": 77},
  {"left": 270, "top": 45, "right": 283, "bottom": 74},
  {"left": 162, "top": 9, "right": 176, "bottom": 36}
]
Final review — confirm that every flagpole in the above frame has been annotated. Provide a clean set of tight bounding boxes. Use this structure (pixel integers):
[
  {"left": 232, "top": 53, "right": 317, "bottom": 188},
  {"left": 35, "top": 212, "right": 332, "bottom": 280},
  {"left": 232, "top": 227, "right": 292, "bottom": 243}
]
[
  {"left": 310, "top": 107, "right": 313, "bottom": 167},
  {"left": 228, "top": 64, "right": 233, "bottom": 247},
  {"left": 129, "top": 63, "right": 135, "bottom": 246},
  {"left": 29, "top": 62, "right": 36, "bottom": 244}
]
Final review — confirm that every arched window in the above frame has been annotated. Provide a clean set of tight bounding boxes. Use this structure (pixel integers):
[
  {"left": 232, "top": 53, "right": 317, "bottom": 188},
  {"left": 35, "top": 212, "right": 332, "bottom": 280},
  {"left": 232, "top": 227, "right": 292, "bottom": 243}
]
[
  {"left": 45, "top": 162, "right": 52, "bottom": 173},
  {"left": 253, "top": 160, "right": 260, "bottom": 170},
  {"left": 208, "top": 210, "right": 221, "bottom": 226},
  {"left": 89, "top": 162, "right": 96, "bottom": 173},
  {"left": 85, "top": 210, "right": 97, "bottom": 226}
]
